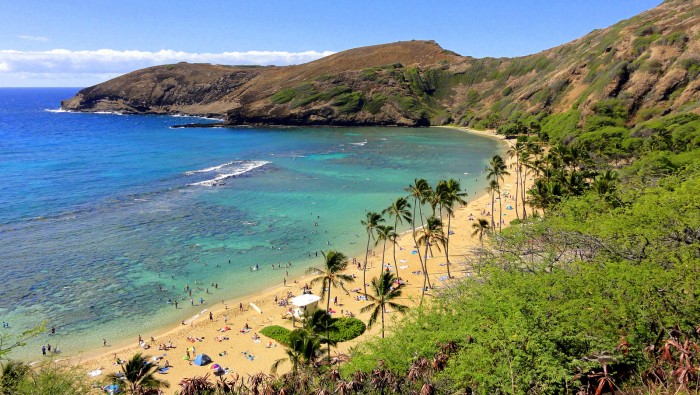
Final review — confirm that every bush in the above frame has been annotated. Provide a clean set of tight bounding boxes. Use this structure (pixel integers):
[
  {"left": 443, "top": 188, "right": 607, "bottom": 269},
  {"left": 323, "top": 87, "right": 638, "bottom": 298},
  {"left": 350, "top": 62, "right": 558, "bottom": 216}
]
[
  {"left": 328, "top": 317, "right": 366, "bottom": 342},
  {"left": 260, "top": 325, "right": 291, "bottom": 345}
]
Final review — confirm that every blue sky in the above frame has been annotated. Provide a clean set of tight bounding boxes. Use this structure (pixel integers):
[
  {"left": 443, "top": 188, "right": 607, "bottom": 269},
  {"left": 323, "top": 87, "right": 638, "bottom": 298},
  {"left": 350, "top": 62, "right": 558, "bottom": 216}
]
[{"left": 0, "top": 0, "right": 661, "bottom": 87}]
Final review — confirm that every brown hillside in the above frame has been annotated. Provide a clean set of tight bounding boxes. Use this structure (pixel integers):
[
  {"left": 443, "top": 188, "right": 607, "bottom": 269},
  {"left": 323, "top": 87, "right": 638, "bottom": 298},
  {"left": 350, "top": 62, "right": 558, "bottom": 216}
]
[{"left": 62, "top": 0, "right": 700, "bottom": 127}]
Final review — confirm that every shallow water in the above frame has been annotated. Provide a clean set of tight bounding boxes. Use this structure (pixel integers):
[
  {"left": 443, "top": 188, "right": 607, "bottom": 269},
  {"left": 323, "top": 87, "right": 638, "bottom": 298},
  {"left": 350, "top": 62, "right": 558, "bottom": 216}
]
[{"left": 0, "top": 88, "right": 502, "bottom": 359}]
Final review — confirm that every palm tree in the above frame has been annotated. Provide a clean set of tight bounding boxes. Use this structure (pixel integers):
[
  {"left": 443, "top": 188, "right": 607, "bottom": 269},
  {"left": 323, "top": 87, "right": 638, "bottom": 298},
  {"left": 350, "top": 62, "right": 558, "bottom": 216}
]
[
  {"left": 592, "top": 170, "right": 618, "bottom": 196},
  {"left": 107, "top": 353, "right": 169, "bottom": 394},
  {"left": 271, "top": 329, "right": 322, "bottom": 375},
  {"left": 486, "top": 179, "right": 499, "bottom": 230},
  {"left": 486, "top": 155, "right": 510, "bottom": 232},
  {"left": 405, "top": 179, "right": 432, "bottom": 292},
  {"left": 374, "top": 224, "right": 396, "bottom": 278},
  {"left": 436, "top": 179, "right": 468, "bottom": 278},
  {"left": 382, "top": 197, "right": 412, "bottom": 279},
  {"left": 405, "top": 178, "right": 430, "bottom": 232},
  {"left": 519, "top": 150, "right": 532, "bottom": 219},
  {"left": 1, "top": 360, "right": 29, "bottom": 394},
  {"left": 360, "top": 271, "right": 408, "bottom": 338},
  {"left": 306, "top": 250, "right": 354, "bottom": 313},
  {"left": 361, "top": 211, "right": 384, "bottom": 295},
  {"left": 415, "top": 216, "right": 445, "bottom": 301},
  {"left": 471, "top": 218, "right": 490, "bottom": 247},
  {"left": 305, "top": 310, "right": 339, "bottom": 362},
  {"left": 507, "top": 142, "right": 524, "bottom": 219}
]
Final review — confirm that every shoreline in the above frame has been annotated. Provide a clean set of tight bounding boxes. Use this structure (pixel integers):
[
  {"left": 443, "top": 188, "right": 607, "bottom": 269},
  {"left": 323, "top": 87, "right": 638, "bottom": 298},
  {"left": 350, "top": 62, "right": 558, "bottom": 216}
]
[{"left": 64, "top": 127, "right": 520, "bottom": 393}]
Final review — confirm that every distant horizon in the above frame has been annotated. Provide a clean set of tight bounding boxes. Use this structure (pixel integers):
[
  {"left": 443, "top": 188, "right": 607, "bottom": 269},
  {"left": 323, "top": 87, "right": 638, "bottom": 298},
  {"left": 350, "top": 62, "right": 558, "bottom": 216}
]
[{"left": 0, "top": 1, "right": 661, "bottom": 87}]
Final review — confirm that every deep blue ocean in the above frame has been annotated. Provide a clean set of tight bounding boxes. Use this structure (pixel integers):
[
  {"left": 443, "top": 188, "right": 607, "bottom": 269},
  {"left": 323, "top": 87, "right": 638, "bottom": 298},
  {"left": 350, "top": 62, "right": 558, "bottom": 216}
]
[{"left": 0, "top": 88, "right": 502, "bottom": 359}]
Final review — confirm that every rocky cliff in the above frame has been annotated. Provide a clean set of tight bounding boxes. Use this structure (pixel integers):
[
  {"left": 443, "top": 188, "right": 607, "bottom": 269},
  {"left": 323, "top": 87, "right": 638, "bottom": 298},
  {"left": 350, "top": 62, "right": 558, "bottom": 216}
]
[{"left": 62, "top": 0, "right": 700, "bottom": 127}]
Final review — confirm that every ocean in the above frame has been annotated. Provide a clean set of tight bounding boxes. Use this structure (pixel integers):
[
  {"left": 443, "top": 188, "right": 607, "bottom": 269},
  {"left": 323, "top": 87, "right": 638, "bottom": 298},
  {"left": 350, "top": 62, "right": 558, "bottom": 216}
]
[{"left": 0, "top": 88, "right": 502, "bottom": 360}]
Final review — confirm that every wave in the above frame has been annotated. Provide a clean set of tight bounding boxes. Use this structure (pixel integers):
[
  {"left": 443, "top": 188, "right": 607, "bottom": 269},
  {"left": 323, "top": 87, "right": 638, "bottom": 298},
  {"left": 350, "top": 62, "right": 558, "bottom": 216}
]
[
  {"left": 93, "top": 111, "right": 124, "bottom": 115},
  {"left": 187, "top": 160, "right": 270, "bottom": 187},
  {"left": 349, "top": 141, "right": 367, "bottom": 146},
  {"left": 184, "top": 161, "right": 235, "bottom": 175},
  {"left": 170, "top": 114, "right": 224, "bottom": 122},
  {"left": 44, "top": 108, "right": 124, "bottom": 115}
]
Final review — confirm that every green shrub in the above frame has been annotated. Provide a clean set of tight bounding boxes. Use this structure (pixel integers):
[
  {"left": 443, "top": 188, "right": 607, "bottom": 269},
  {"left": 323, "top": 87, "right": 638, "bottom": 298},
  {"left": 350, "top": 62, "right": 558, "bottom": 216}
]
[
  {"left": 328, "top": 317, "right": 366, "bottom": 342},
  {"left": 260, "top": 325, "right": 291, "bottom": 345},
  {"left": 271, "top": 88, "right": 298, "bottom": 104},
  {"left": 333, "top": 92, "right": 364, "bottom": 114},
  {"left": 540, "top": 110, "right": 581, "bottom": 143},
  {"left": 363, "top": 93, "right": 387, "bottom": 114}
]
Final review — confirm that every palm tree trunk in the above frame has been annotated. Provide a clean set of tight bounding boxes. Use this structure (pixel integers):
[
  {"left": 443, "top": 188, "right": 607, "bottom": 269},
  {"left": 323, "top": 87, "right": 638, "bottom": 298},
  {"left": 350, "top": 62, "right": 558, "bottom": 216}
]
[
  {"left": 521, "top": 169, "right": 528, "bottom": 219},
  {"left": 363, "top": 231, "right": 371, "bottom": 295},
  {"left": 380, "top": 238, "right": 387, "bottom": 278},
  {"left": 381, "top": 301, "right": 385, "bottom": 338},
  {"left": 326, "top": 277, "right": 331, "bottom": 313},
  {"left": 514, "top": 158, "right": 520, "bottom": 220},
  {"left": 326, "top": 277, "right": 332, "bottom": 361},
  {"left": 422, "top": 242, "right": 431, "bottom": 299},
  {"left": 445, "top": 214, "right": 452, "bottom": 278},
  {"left": 393, "top": 217, "right": 400, "bottom": 280},
  {"left": 490, "top": 192, "right": 495, "bottom": 228},
  {"left": 498, "top": 190, "right": 503, "bottom": 232}
]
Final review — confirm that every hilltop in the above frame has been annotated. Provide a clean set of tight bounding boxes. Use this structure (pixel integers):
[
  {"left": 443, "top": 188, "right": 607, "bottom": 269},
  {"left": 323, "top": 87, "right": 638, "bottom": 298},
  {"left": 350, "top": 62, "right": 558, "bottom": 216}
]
[{"left": 63, "top": 0, "right": 700, "bottom": 128}]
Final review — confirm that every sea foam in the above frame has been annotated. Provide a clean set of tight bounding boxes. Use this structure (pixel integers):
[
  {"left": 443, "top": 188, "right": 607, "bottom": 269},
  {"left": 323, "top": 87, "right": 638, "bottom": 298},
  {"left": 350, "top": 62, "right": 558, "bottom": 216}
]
[{"left": 187, "top": 160, "right": 270, "bottom": 187}]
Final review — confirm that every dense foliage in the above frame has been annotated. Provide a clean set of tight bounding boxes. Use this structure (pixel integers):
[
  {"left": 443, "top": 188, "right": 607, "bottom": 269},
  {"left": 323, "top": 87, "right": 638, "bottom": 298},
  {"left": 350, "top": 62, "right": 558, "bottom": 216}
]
[{"left": 261, "top": 317, "right": 366, "bottom": 346}]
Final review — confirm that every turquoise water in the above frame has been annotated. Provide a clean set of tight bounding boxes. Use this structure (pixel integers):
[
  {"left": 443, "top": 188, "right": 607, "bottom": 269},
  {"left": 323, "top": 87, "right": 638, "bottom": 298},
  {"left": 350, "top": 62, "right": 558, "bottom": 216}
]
[{"left": 0, "top": 88, "right": 502, "bottom": 359}]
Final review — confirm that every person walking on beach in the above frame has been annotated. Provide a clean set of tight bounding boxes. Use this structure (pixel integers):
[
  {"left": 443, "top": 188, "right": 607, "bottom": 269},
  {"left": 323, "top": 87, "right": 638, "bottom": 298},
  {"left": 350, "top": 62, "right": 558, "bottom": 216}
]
[
  {"left": 209, "top": 312, "right": 213, "bottom": 321},
  {"left": 190, "top": 298, "right": 194, "bottom": 306},
  {"left": 175, "top": 301, "right": 178, "bottom": 308},
  {"left": 42, "top": 345, "right": 46, "bottom": 356}
]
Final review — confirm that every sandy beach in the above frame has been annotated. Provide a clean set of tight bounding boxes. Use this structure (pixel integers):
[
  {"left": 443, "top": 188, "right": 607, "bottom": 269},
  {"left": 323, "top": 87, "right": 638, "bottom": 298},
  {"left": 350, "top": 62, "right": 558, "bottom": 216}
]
[{"left": 66, "top": 127, "right": 523, "bottom": 393}]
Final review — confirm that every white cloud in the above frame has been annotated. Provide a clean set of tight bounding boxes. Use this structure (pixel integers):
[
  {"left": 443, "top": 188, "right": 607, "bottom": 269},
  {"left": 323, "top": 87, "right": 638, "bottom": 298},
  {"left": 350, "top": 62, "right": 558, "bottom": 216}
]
[
  {"left": 18, "top": 35, "right": 49, "bottom": 42},
  {"left": 0, "top": 48, "right": 335, "bottom": 86}
]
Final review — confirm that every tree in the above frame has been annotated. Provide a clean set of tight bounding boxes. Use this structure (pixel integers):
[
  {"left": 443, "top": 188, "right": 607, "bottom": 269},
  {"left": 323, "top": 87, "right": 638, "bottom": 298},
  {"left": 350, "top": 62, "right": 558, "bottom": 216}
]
[
  {"left": 471, "top": 218, "right": 490, "bottom": 247},
  {"left": 405, "top": 179, "right": 431, "bottom": 232},
  {"left": 415, "top": 216, "right": 446, "bottom": 302},
  {"left": 486, "top": 179, "right": 499, "bottom": 230},
  {"left": 486, "top": 155, "right": 510, "bottom": 232},
  {"left": 382, "top": 197, "right": 412, "bottom": 280},
  {"left": 1, "top": 360, "right": 29, "bottom": 394},
  {"left": 405, "top": 179, "right": 432, "bottom": 288},
  {"left": 306, "top": 250, "right": 354, "bottom": 313},
  {"left": 272, "top": 329, "right": 322, "bottom": 375},
  {"left": 305, "top": 310, "right": 339, "bottom": 362},
  {"left": 375, "top": 224, "right": 396, "bottom": 279},
  {"left": 107, "top": 353, "right": 169, "bottom": 394},
  {"left": 361, "top": 212, "right": 384, "bottom": 296},
  {"left": 592, "top": 170, "right": 618, "bottom": 196},
  {"left": 0, "top": 322, "right": 45, "bottom": 360},
  {"left": 437, "top": 179, "right": 468, "bottom": 278},
  {"left": 360, "top": 271, "right": 408, "bottom": 338},
  {"left": 507, "top": 142, "right": 525, "bottom": 219}
]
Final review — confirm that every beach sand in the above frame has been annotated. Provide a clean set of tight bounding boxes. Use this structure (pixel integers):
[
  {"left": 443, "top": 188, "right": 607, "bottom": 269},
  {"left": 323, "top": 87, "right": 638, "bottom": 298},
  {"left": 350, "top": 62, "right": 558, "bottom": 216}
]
[{"left": 66, "top": 128, "right": 525, "bottom": 393}]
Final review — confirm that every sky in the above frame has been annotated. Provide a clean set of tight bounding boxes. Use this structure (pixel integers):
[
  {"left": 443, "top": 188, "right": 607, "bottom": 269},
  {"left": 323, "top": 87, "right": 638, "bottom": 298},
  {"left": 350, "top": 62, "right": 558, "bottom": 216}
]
[{"left": 0, "top": 0, "right": 662, "bottom": 87}]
